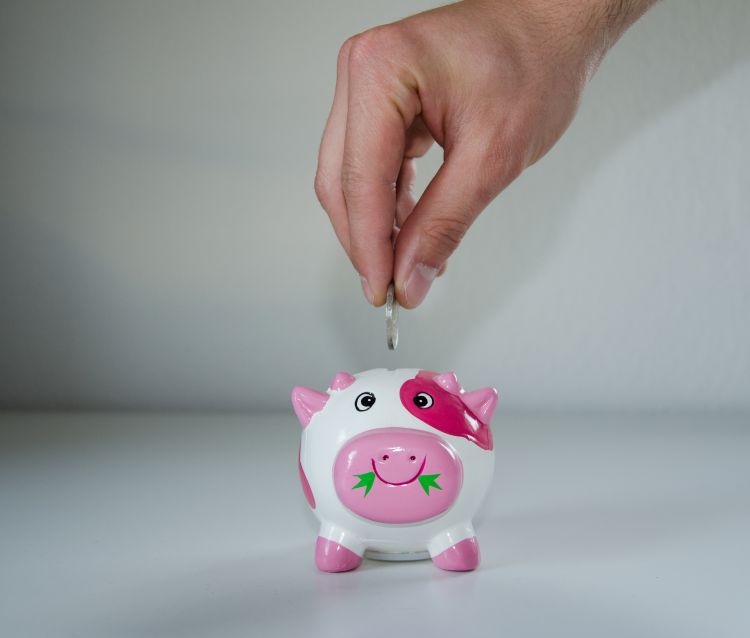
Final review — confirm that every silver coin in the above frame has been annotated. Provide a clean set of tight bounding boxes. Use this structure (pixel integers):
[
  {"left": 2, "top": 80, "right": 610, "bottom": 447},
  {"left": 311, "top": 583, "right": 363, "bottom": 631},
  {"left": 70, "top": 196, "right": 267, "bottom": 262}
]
[{"left": 385, "top": 282, "right": 399, "bottom": 351}]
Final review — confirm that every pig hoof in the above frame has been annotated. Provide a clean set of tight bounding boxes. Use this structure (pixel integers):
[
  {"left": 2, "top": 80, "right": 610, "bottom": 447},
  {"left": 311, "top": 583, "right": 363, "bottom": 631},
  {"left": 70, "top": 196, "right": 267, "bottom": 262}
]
[
  {"left": 315, "top": 536, "right": 362, "bottom": 572},
  {"left": 432, "top": 537, "right": 480, "bottom": 572}
]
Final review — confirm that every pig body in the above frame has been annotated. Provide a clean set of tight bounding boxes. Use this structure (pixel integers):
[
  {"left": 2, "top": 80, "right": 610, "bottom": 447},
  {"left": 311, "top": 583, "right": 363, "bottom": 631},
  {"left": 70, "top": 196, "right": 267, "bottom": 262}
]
[{"left": 292, "top": 368, "right": 497, "bottom": 572}]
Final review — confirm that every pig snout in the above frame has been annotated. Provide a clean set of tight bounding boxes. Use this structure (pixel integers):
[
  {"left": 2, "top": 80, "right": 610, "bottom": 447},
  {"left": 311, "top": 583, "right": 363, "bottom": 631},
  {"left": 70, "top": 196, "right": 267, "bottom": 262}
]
[
  {"left": 333, "top": 427, "right": 463, "bottom": 524},
  {"left": 372, "top": 444, "right": 426, "bottom": 485}
]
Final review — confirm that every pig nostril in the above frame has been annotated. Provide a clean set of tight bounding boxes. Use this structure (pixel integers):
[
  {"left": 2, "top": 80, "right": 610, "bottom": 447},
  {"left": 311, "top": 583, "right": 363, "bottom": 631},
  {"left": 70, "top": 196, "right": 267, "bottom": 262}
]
[
  {"left": 382, "top": 454, "right": 389, "bottom": 461},
  {"left": 410, "top": 455, "right": 416, "bottom": 461}
]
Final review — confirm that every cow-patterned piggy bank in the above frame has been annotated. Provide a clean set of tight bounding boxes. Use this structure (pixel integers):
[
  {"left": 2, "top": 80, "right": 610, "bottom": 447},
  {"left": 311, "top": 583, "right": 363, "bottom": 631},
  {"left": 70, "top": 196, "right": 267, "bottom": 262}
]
[{"left": 291, "top": 368, "right": 498, "bottom": 572}]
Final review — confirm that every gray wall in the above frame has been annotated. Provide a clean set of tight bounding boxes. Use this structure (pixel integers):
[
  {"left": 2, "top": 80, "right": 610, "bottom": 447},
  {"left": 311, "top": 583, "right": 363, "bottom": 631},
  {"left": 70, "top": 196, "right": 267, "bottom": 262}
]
[{"left": 1, "top": 0, "right": 748, "bottom": 411}]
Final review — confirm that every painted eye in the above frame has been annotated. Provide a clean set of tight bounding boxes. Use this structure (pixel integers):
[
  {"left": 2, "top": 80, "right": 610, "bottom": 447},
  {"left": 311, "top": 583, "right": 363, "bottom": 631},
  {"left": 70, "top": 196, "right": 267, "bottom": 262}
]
[
  {"left": 409, "top": 455, "right": 416, "bottom": 461},
  {"left": 382, "top": 454, "right": 389, "bottom": 461},
  {"left": 413, "top": 392, "right": 434, "bottom": 409},
  {"left": 355, "top": 392, "right": 376, "bottom": 412}
]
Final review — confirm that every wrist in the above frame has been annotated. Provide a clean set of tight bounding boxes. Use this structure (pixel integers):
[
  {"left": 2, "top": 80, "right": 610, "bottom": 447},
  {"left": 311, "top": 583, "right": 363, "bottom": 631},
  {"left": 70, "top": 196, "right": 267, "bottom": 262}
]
[
  {"left": 471, "top": 0, "right": 656, "bottom": 81},
  {"left": 558, "top": 0, "right": 657, "bottom": 59}
]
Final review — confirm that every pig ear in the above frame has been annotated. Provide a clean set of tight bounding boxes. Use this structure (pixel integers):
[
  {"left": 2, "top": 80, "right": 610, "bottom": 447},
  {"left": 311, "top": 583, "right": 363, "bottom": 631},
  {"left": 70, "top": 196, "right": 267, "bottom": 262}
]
[
  {"left": 329, "top": 371, "right": 356, "bottom": 391},
  {"left": 462, "top": 387, "right": 498, "bottom": 425},
  {"left": 291, "top": 386, "right": 328, "bottom": 428},
  {"left": 433, "top": 371, "right": 462, "bottom": 394}
]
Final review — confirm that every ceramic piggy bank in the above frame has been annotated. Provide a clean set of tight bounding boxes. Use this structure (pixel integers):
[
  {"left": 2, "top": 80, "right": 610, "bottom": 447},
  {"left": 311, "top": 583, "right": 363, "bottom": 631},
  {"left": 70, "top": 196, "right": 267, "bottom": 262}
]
[{"left": 291, "top": 368, "right": 497, "bottom": 572}]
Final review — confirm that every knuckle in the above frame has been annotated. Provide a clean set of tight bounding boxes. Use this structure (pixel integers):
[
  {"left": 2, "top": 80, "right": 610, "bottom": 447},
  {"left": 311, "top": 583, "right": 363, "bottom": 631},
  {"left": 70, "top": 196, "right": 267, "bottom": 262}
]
[
  {"left": 340, "top": 165, "right": 362, "bottom": 197},
  {"left": 341, "top": 172, "right": 397, "bottom": 211},
  {"left": 347, "top": 30, "right": 379, "bottom": 65},
  {"left": 337, "top": 36, "right": 355, "bottom": 70},
  {"left": 422, "top": 216, "right": 470, "bottom": 258},
  {"left": 313, "top": 170, "right": 333, "bottom": 207},
  {"left": 341, "top": 162, "right": 389, "bottom": 198},
  {"left": 346, "top": 26, "right": 394, "bottom": 70}
]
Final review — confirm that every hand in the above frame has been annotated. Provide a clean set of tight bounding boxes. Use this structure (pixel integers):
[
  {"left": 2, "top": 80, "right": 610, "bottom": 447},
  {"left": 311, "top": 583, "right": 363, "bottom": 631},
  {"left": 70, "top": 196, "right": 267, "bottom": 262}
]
[{"left": 315, "top": 0, "right": 653, "bottom": 307}]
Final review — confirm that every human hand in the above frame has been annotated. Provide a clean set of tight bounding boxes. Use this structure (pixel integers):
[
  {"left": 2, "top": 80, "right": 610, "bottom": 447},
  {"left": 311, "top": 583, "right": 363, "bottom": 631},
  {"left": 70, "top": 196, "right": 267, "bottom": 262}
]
[{"left": 315, "top": 0, "right": 653, "bottom": 307}]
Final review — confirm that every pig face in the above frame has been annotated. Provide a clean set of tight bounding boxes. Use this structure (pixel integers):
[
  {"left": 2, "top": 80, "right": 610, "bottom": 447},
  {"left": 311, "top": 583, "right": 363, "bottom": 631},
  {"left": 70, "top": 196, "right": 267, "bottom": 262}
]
[{"left": 292, "top": 369, "right": 497, "bottom": 525}]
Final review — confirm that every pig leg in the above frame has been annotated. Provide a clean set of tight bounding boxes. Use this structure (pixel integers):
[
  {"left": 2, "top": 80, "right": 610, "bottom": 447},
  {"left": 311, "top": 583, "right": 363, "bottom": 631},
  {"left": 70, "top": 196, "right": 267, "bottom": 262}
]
[
  {"left": 428, "top": 523, "right": 480, "bottom": 572},
  {"left": 315, "top": 523, "right": 364, "bottom": 573}
]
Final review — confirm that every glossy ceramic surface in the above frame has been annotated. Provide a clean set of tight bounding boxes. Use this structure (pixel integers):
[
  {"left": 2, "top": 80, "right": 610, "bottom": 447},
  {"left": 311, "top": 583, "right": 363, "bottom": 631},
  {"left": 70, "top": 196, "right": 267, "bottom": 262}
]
[{"left": 291, "top": 368, "right": 498, "bottom": 572}]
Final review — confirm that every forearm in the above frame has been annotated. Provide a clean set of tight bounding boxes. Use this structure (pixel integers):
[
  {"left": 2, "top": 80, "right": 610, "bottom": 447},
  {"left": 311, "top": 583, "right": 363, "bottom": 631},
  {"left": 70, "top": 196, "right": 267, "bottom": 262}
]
[
  {"left": 542, "top": 0, "right": 658, "bottom": 58},
  {"left": 603, "top": 0, "right": 657, "bottom": 37},
  {"left": 463, "top": 0, "right": 657, "bottom": 81}
]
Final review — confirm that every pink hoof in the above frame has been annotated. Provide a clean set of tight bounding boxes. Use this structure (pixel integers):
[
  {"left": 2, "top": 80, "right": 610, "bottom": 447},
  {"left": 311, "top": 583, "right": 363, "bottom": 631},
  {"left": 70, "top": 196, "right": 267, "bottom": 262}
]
[
  {"left": 315, "top": 536, "right": 362, "bottom": 573},
  {"left": 432, "top": 537, "right": 480, "bottom": 572}
]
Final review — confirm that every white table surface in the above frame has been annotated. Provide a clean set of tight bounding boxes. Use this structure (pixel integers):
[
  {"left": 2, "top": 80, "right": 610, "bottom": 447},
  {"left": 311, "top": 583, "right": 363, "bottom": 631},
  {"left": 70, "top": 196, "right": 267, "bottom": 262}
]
[{"left": 1, "top": 411, "right": 748, "bottom": 637}]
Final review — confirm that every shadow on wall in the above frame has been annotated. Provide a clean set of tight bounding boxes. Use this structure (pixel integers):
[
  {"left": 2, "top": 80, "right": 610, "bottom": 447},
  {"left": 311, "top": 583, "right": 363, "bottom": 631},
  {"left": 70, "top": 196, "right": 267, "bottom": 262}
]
[
  {"left": 0, "top": 209, "right": 292, "bottom": 408},
  {"left": 1, "top": 1, "right": 749, "bottom": 408},
  {"left": 324, "top": 0, "right": 750, "bottom": 370}
]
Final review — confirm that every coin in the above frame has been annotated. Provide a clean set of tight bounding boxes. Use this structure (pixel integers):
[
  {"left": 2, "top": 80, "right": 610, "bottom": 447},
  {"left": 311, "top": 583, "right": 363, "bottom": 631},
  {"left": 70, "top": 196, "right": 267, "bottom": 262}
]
[{"left": 385, "top": 282, "right": 399, "bottom": 351}]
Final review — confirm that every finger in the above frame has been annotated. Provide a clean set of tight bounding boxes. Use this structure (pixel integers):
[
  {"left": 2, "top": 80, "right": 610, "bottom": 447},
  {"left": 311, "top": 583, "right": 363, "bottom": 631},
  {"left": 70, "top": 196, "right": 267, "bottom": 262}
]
[
  {"left": 396, "top": 118, "right": 435, "bottom": 228},
  {"left": 404, "top": 116, "right": 434, "bottom": 159},
  {"left": 342, "top": 33, "right": 421, "bottom": 306},
  {"left": 314, "top": 39, "right": 353, "bottom": 255},
  {"left": 394, "top": 136, "right": 523, "bottom": 308},
  {"left": 395, "top": 158, "right": 417, "bottom": 229}
]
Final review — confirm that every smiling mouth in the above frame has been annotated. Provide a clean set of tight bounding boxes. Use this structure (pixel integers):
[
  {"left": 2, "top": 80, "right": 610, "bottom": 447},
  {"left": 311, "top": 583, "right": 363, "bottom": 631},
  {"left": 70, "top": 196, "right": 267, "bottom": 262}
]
[{"left": 371, "top": 456, "right": 427, "bottom": 486}]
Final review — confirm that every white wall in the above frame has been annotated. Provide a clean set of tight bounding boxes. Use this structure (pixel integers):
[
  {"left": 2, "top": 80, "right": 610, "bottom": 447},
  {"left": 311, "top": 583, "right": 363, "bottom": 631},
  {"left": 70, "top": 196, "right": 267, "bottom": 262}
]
[{"left": 1, "top": 0, "right": 748, "bottom": 411}]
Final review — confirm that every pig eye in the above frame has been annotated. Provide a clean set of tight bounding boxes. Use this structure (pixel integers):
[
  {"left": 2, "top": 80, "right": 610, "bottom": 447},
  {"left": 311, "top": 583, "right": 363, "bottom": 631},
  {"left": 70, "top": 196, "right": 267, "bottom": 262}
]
[
  {"left": 413, "top": 392, "right": 434, "bottom": 409},
  {"left": 355, "top": 392, "right": 376, "bottom": 412}
]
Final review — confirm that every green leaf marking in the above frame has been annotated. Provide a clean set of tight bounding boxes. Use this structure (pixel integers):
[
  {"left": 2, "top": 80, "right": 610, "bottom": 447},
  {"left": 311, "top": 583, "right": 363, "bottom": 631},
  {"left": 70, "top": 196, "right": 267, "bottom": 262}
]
[
  {"left": 352, "top": 471, "right": 375, "bottom": 496},
  {"left": 418, "top": 474, "right": 442, "bottom": 495}
]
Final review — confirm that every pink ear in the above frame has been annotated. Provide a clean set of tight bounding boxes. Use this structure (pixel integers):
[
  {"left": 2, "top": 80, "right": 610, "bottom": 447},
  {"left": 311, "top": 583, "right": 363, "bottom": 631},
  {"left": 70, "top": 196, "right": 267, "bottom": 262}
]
[
  {"left": 291, "top": 386, "right": 328, "bottom": 428},
  {"left": 462, "top": 387, "right": 498, "bottom": 425},
  {"left": 433, "top": 371, "right": 462, "bottom": 395},
  {"left": 329, "top": 371, "right": 356, "bottom": 391}
]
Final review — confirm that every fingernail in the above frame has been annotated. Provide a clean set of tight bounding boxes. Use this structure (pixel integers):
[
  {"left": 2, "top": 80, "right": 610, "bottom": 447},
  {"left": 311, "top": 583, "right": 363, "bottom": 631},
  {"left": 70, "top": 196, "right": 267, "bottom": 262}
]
[
  {"left": 360, "top": 276, "right": 375, "bottom": 305},
  {"left": 403, "top": 263, "right": 438, "bottom": 307}
]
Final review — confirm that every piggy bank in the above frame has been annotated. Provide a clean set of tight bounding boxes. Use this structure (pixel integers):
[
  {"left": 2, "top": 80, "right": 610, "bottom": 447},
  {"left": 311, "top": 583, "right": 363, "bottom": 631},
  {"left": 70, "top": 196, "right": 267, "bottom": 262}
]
[{"left": 291, "top": 368, "right": 497, "bottom": 572}]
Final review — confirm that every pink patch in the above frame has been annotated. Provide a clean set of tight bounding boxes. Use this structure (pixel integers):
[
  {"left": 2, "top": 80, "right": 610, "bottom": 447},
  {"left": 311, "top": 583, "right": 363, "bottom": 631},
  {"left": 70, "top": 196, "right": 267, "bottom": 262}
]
[
  {"left": 329, "top": 371, "right": 356, "bottom": 391},
  {"left": 291, "top": 386, "right": 328, "bottom": 428},
  {"left": 333, "top": 428, "right": 462, "bottom": 524},
  {"left": 399, "top": 372, "right": 494, "bottom": 450},
  {"left": 315, "top": 536, "right": 362, "bottom": 572},
  {"left": 462, "top": 387, "right": 499, "bottom": 425},
  {"left": 433, "top": 371, "right": 462, "bottom": 394},
  {"left": 298, "top": 447, "right": 315, "bottom": 509},
  {"left": 432, "top": 536, "right": 480, "bottom": 571}
]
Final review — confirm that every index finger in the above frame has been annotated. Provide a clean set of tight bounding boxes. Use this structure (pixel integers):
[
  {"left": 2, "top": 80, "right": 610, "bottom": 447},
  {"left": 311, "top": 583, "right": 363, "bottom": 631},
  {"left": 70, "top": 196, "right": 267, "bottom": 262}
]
[{"left": 341, "top": 31, "right": 420, "bottom": 306}]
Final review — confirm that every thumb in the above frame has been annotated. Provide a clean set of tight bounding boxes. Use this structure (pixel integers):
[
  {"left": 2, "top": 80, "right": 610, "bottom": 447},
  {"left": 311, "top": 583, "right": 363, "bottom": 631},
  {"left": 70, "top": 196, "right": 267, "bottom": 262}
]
[{"left": 393, "top": 139, "right": 522, "bottom": 308}]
